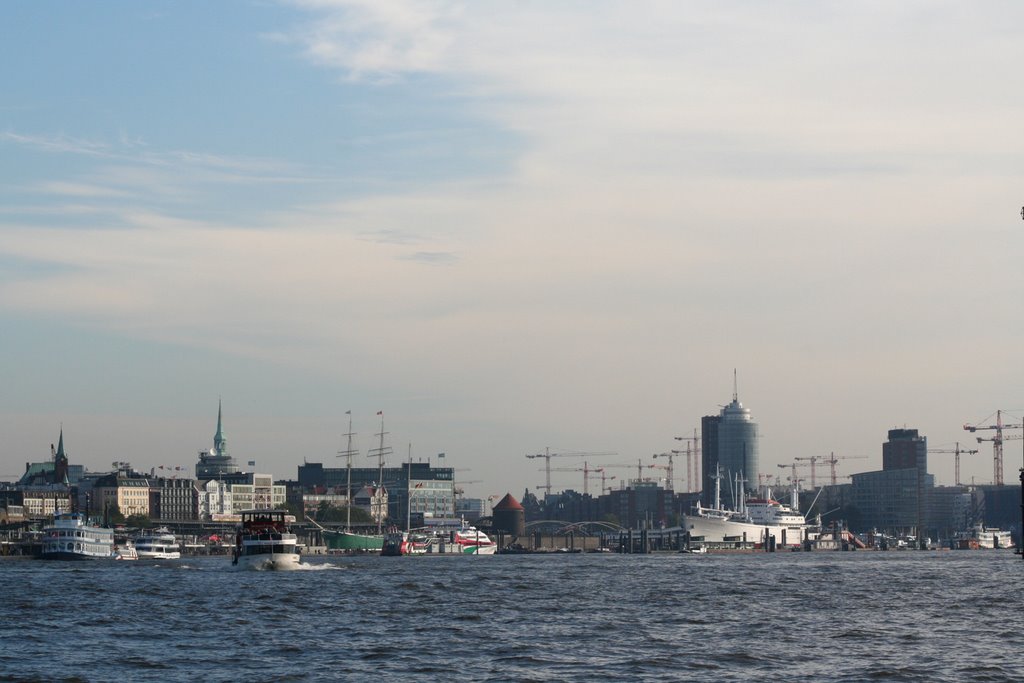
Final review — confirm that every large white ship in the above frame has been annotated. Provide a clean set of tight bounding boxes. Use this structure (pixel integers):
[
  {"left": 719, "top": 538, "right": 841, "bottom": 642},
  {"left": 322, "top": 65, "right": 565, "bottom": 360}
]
[{"left": 684, "top": 468, "right": 819, "bottom": 548}]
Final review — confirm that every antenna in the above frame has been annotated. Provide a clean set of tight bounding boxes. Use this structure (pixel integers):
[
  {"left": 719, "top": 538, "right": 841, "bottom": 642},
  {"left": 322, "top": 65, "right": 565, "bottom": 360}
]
[{"left": 733, "top": 368, "right": 738, "bottom": 402}]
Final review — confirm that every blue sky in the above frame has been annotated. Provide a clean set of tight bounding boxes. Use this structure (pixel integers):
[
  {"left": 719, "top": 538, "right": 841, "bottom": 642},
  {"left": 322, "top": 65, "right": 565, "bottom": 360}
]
[{"left": 3, "top": 1, "right": 1024, "bottom": 495}]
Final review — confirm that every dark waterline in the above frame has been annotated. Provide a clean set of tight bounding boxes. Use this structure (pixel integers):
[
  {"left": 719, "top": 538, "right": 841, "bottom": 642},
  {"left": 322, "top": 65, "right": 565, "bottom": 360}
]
[{"left": 0, "top": 552, "right": 1021, "bottom": 682}]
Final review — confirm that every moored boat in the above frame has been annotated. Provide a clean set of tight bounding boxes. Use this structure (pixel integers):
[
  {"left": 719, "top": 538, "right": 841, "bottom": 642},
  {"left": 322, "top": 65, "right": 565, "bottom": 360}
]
[
  {"left": 953, "top": 525, "right": 1014, "bottom": 550},
  {"left": 323, "top": 529, "right": 384, "bottom": 552},
  {"left": 231, "top": 510, "right": 301, "bottom": 570},
  {"left": 684, "top": 468, "right": 819, "bottom": 549},
  {"left": 40, "top": 512, "right": 122, "bottom": 560}
]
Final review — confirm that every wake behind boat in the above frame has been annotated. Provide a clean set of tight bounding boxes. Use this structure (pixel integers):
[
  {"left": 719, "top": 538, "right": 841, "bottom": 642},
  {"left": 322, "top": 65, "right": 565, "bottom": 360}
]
[{"left": 231, "top": 510, "right": 300, "bottom": 570}]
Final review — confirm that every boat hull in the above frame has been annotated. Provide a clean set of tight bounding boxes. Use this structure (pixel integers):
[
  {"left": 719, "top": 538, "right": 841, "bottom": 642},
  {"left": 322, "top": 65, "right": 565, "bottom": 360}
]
[
  {"left": 324, "top": 530, "right": 384, "bottom": 552},
  {"left": 234, "top": 552, "right": 301, "bottom": 571},
  {"left": 685, "top": 514, "right": 810, "bottom": 548}
]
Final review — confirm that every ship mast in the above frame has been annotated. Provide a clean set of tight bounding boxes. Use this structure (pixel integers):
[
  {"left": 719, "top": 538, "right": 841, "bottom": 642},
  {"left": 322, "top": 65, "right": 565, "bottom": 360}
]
[
  {"left": 337, "top": 411, "right": 358, "bottom": 532},
  {"left": 368, "top": 411, "right": 392, "bottom": 534}
]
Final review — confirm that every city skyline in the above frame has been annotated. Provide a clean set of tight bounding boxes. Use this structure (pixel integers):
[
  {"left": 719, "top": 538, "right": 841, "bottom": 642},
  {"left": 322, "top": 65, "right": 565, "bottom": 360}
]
[{"left": 3, "top": 3, "right": 1024, "bottom": 498}]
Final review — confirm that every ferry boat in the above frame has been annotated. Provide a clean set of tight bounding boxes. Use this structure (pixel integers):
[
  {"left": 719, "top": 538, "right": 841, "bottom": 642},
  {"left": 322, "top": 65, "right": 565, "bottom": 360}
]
[
  {"left": 383, "top": 522, "right": 497, "bottom": 555},
  {"left": 953, "top": 525, "right": 1015, "bottom": 550},
  {"left": 231, "top": 510, "right": 301, "bottom": 570},
  {"left": 133, "top": 527, "right": 181, "bottom": 559},
  {"left": 684, "top": 468, "right": 819, "bottom": 548},
  {"left": 40, "top": 512, "right": 125, "bottom": 560}
]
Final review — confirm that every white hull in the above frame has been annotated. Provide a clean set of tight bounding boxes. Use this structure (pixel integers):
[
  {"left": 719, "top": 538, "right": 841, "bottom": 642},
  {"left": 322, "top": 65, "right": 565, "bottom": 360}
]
[
  {"left": 40, "top": 513, "right": 121, "bottom": 560},
  {"left": 234, "top": 552, "right": 301, "bottom": 571},
  {"left": 685, "top": 514, "right": 810, "bottom": 547},
  {"left": 137, "top": 550, "right": 182, "bottom": 560}
]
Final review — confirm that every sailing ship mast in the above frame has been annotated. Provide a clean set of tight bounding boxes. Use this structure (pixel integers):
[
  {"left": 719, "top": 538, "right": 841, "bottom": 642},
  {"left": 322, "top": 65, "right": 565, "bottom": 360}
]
[
  {"left": 337, "top": 410, "right": 358, "bottom": 532},
  {"left": 368, "top": 411, "right": 392, "bottom": 534}
]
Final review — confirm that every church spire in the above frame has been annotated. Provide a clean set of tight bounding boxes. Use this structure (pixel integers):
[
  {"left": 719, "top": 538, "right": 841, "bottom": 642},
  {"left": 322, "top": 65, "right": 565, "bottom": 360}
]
[
  {"left": 55, "top": 427, "right": 66, "bottom": 462},
  {"left": 214, "top": 400, "right": 228, "bottom": 457}
]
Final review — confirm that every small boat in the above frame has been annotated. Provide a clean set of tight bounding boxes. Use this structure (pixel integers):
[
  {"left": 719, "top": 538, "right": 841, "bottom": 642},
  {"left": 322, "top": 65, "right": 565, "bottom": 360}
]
[
  {"left": 134, "top": 527, "right": 181, "bottom": 560},
  {"left": 40, "top": 512, "right": 122, "bottom": 560},
  {"left": 115, "top": 542, "right": 139, "bottom": 560},
  {"left": 231, "top": 510, "right": 301, "bottom": 570}
]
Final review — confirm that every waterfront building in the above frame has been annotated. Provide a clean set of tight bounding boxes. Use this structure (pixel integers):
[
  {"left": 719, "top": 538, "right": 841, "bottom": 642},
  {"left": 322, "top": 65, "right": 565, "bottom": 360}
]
[
  {"left": 92, "top": 465, "right": 152, "bottom": 519},
  {"left": 492, "top": 493, "right": 526, "bottom": 536},
  {"left": 851, "top": 428, "right": 932, "bottom": 538},
  {"left": 455, "top": 497, "right": 487, "bottom": 522},
  {"left": 883, "top": 428, "right": 927, "bottom": 472},
  {"left": 150, "top": 476, "right": 199, "bottom": 521},
  {"left": 18, "top": 488, "right": 74, "bottom": 518},
  {"left": 18, "top": 429, "right": 84, "bottom": 487},
  {"left": 195, "top": 401, "right": 241, "bottom": 480},
  {"left": 605, "top": 481, "right": 674, "bottom": 528},
  {"left": 198, "top": 479, "right": 233, "bottom": 520},
  {"left": 701, "top": 381, "right": 759, "bottom": 505}
]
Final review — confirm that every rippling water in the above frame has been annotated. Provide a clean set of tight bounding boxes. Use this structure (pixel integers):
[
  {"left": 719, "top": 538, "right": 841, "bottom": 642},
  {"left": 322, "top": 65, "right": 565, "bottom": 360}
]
[{"left": 1, "top": 550, "right": 1021, "bottom": 682}]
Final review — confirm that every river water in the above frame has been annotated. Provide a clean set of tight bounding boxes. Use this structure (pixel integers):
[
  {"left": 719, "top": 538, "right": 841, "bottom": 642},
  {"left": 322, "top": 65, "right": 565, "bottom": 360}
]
[{"left": 0, "top": 550, "right": 1021, "bottom": 682}]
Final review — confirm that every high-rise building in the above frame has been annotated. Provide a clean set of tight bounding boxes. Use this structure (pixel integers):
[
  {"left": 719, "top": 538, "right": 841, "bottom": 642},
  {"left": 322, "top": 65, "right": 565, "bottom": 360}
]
[
  {"left": 882, "top": 428, "right": 927, "bottom": 472},
  {"left": 701, "top": 377, "right": 759, "bottom": 506}
]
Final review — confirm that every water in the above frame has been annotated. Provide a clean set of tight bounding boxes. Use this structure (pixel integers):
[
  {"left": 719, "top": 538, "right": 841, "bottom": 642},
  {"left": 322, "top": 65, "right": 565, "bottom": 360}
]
[{"left": 0, "top": 551, "right": 1021, "bottom": 682}]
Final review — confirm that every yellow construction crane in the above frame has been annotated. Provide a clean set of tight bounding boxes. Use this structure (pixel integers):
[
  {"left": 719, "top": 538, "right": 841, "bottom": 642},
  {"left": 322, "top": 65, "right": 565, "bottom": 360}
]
[
  {"left": 964, "top": 410, "right": 1024, "bottom": 485},
  {"left": 928, "top": 443, "right": 978, "bottom": 487},
  {"left": 526, "top": 449, "right": 615, "bottom": 496}
]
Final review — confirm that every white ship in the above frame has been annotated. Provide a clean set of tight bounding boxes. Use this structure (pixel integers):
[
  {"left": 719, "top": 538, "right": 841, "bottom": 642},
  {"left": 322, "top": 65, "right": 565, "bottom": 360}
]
[
  {"left": 684, "top": 468, "right": 819, "bottom": 548},
  {"left": 134, "top": 527, "right": 181, "bottom": 560},
  {"left": 954, "top": 524, "right": 1015, "bottom": 550},
  {"left": 40, "top": 512, "right": 131, "bottom": 560},
  {"left": 231, "top": 510, "right": 301, "bottom": 570}
]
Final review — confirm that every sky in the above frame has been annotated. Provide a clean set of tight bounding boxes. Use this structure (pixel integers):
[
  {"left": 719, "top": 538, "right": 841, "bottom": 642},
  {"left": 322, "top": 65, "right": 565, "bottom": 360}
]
[{"left": 2, "top": 1, "right": 1024, "bottom": 499}]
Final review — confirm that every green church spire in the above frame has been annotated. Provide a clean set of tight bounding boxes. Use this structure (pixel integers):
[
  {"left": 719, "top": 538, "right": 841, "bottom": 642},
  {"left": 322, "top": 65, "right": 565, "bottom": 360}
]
[{"left": 214, "top": 400, "right": 228, "bottom": 457}]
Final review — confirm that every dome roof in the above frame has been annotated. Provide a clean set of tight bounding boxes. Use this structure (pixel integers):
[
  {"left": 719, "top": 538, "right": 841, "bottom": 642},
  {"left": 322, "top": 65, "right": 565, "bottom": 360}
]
[{"left": 492, "top": 493, "right": 524, "bottom": 511}]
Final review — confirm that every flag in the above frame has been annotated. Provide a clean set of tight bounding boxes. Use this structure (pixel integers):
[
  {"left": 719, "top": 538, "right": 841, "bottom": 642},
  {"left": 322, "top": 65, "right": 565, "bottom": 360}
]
[
  {"left": 345, "top": 410, "right": 351, "bottom": 415},
  {"left": 248, "top": 460, "right": 256, "bottom": 466},
  {"left": 438, "top": 453, "right": 445, "bottom": 459}
]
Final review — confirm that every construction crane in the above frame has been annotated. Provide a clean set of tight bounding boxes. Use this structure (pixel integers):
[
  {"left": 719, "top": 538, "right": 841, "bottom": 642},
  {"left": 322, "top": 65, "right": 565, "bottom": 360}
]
[
  {"left": 972, "top": 433, "right": 1022, "bottom": 485},
  {"left": 546, "top": 462, "right": 607, "bottom": 496},
  {"left": 601, "top": 460, "right": 649, "bottom": 486},
  {"left": 653, "top": 452, "right": 676, "bottom": 492},
  {"left": 964, "top": 410, "right": 1024, "bottom": 486},
  {"left": 647, "top": 463, "right": 671, "bottom": 488},
  {"left": 674, "top": 431, "right": 700, "bottom": 494},
  {"left": 601, "top": 475, "right": 618, "bottom": 493},
  {"left": 794, "top": 456, "right": 821, "bottom": 488},
  {"left": 525, "top": 448, "right": 615, "bottom": 497},
  {"left": 928, "top": 443, "right": 978, "bottom": 487},
  {"left": 777, "top": 462, "right": 810, "bottom": 490},
  {"left": 821, "top": 452, "right": 868, "bottom": 486}
]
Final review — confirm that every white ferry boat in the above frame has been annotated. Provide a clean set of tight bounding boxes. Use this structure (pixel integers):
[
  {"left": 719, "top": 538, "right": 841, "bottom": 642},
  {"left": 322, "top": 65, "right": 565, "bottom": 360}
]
[
  {"left": 684, "top": 468, "right": 819, "bottom": 548},
  {"left": 134, "top": 528, "right": 181, "bottom": 560},
  {"left": 40, "top": 512, "right": 123, "bottom": 560},
  {"left": 954, "top": 525, "right": 1015, "bottom": 550},
  {"left": 231, "top": 510, "right": 301, "bottom": 570}
]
